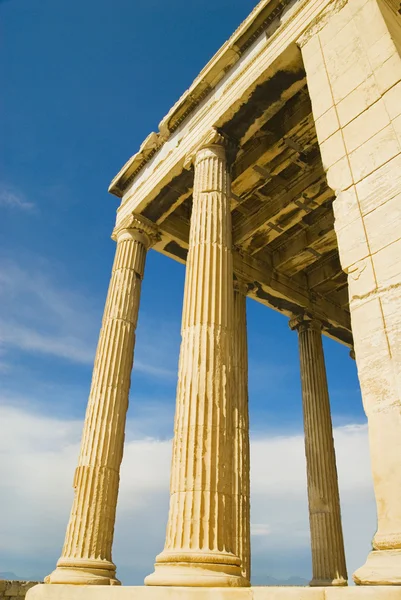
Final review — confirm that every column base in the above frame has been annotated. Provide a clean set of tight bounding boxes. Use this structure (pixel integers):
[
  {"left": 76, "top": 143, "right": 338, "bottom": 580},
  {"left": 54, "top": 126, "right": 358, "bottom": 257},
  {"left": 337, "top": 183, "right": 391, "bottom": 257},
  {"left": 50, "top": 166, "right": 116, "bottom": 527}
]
[
  {"left": 310, "top": 577, "right": 348, "bottom": 587},
  {"left": 45, "top": 558, "right": 120, "bottom": 586},
  {"left": 354, "top": 549, "right": 401, "bottom": 585},
  {"left": 144, "top": 551, "right": 249, "bottom": 587}
]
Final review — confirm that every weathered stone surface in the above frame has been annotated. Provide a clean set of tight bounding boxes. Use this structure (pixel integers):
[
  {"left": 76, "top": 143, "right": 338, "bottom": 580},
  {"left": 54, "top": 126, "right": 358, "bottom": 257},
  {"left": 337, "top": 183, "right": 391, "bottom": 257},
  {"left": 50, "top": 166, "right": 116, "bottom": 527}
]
[
  {"left": 301, "top": 0, "right": 401, "bottom": 586},
  {"left": 41, "top": 0, "right": 401, "bottom": 595},
  {"left": 290, "top": 317, "right": 347, "bottom": 587},
  {"left": 24, "top": 583, "right": 401, "bottom": 600},
  {"left": 47, "top": 216, "right": 157, "bottom": 586},
  {"left": 145, "top": 131, "right": 247, "bottom": 587}
]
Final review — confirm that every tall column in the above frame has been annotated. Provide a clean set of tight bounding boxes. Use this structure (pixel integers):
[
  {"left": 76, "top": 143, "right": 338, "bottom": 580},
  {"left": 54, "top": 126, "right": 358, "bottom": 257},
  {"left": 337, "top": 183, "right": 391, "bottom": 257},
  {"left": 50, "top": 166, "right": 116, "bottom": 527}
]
[
  {"left": 46, "top": 214, "right": 158, "bottom": 585},
  {"left": 299, "top": 0, "right": 401, "bottom": 583},
  {"left": 290, "top": 316, "right": 347, "bottom": 587},
  {"left": 233, "top": 279, "right": 251, "bottom": 583},
  {"left": 145, "top": 129, "right": 247, "bottom": 587}
]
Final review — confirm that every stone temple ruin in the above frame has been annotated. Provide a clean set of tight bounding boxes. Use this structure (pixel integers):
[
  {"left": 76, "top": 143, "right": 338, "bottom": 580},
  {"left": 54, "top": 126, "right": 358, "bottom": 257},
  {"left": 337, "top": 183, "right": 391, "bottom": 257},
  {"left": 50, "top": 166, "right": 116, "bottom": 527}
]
[{"left": 28, "top": 0, "right": 401, "bottom": 597}]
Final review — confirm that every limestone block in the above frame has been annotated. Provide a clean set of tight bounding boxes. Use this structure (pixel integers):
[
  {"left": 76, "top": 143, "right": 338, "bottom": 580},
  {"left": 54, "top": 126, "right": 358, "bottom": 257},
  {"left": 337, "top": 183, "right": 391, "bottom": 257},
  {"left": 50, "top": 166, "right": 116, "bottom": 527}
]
[
  {"left": 326, "top": 156, "right": 353, "bottom": 192},
  {"left": 352, "top": 0, "right": 392, "bottom": 48},
  {"left": 319, "top": 131, "right": 346, "bottom": 171},
  {"left": 301, "top": 35, "right": 323, "bottom": 75},
  {"left": 350, "top": 297, "right": 390, "bottom": 362},
  {"left": 346, "top": 257, "right": 377, "bottom": 302},
  {"left": 253, "top": 590, "right": 324, "bottom": 600},
  {"left": 334, "top": 214, "right": 369, "bottom": 270},
  {"left": 332, "top": 187, "right": 360, "bottom": 230},
  {"left": 348, "top": 125, "right": 400, "bottom": 183},
  {"left": 342, "top": 99, "right": 390, "bottom": 154},
  {"left": 393, "top": 113, "right": 401, "bottom": 145},
  {"left": 319, "top": 3, "right": 353, "bottom": 47},
  {"left": 348, "top": 0, "right": 370, "bottom": 16},
  {"left": 363, "top": 192, "right": 401, "bottom": 254},
  {"left": 304, "top": 67, "right": 334, "bottom": 120},
  {"left": 375, "top": 52, "right": 401, "bottom": 94},
  {"left": 0, "top": 582, "right": 7, "bottom": 593},
  {"left": 315, "top": 107, "right": 340, "bottom": 144},
  {"left": 355, "top": 153, "right": 401, "bottom": 216},
  {"left": 24, "top": 582, "right": 401, "bottom": 600},
  {"left": 383, "top": 81, "right": 401, "bottom": 120},
  {"left": 336, "top": 76, "right": 380, "bottom": 128},
  {"left": 323, "top": 24, "right": 372, "bottom": 103},
  {"left": 373, "top": 238, "right": 401, "bottom": 287},
  {"left": 368, "top": 32, "right": 399, "bottom": 71}
]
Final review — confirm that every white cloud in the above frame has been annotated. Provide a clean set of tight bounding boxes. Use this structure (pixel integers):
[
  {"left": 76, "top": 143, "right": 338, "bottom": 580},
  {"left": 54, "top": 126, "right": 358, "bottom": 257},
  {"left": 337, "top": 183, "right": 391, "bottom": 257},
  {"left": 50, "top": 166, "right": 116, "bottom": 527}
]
[
  {"left": 0, "top": 258, "right": 180, "bottom": 378},
  {"left": 0, "top": 186, "right": 34, "bottom": 211},
  {"left": 0, "top": 403, "right": 376, "bottom": 585}
]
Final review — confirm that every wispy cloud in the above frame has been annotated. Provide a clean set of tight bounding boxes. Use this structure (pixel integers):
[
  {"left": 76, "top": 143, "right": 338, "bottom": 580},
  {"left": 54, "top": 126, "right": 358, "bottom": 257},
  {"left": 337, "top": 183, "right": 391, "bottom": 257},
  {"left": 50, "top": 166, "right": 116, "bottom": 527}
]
[
  {"left": 0, "top": 257, "right": 180, "bottom": 378},
  {"left": 0, "top": 186, "right": 35, "bottom": 211}
]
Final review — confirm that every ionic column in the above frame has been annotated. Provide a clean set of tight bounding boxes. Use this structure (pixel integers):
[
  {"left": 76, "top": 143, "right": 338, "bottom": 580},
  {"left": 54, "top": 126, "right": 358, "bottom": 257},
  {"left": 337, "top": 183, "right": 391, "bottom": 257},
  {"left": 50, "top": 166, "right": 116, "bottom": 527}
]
[
  {"left": 46, "top": 214, "right": 158, "bottom": 586},
  {"left": 290, "top": 316, "right": 347, "bottom": 587},
  {"left": 145, "top": 129, "right": 246, "bottom": 587},
  {"left": 233, "top": 279, "right": 251, "bottom": 583}
]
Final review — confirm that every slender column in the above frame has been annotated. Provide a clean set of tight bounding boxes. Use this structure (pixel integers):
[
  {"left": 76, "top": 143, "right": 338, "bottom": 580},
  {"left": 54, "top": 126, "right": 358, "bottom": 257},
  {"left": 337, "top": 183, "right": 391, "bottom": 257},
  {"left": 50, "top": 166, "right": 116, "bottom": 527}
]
[
  {"left": 290, "top": 316, "right": 347, "bottom": 587},
  {"left": 233, "top": 279, "right": 251, "bottom": 583},
  {"left": 145, "top": 129, "right": 246, "bottom": 587},
  {"left": 46, "top": 214, "right": 158, "bottom": 586}
]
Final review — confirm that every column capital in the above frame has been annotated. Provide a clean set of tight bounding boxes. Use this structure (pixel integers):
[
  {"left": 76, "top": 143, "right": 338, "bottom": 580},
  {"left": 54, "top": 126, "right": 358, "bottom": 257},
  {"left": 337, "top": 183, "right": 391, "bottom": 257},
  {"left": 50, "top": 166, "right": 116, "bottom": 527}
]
[
  {"left": 289, "top": 314, "right": 322, "bottom": 333},
  {"left": 184, "top": 127, "right": 237, "bottom": 169},
  {"left": 112, "top": 213, "right": 159, "bottom": 248},
  {"left": 233, "top": 276, "right": 249, "bottom": 296}
]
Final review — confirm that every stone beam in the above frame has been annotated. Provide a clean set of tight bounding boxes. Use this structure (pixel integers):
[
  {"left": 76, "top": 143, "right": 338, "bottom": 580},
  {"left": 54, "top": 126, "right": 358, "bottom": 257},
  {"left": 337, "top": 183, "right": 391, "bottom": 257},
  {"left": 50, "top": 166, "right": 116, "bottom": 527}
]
[
  {"left": 111, "top": 0, "right": 341, "bottom": 225},
  {"left": 159, "top": 214, "right": 352, "bottom": 344},
  {"left": 307, "top": 253, "right": 343, "bottom": 290},
  {"left": 272, "top": 210, "right": 336, "bottom": 274},
  {"left": 233, "top": 165, "right": 329, "bottom": 246}
]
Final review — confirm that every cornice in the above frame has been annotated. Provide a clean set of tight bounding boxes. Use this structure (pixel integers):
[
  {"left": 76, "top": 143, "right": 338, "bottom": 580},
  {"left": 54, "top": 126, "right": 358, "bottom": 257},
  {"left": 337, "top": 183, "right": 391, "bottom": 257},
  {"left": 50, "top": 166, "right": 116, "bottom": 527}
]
[{"left": 108, "top": 0, "right": 296, "bottom": 198}]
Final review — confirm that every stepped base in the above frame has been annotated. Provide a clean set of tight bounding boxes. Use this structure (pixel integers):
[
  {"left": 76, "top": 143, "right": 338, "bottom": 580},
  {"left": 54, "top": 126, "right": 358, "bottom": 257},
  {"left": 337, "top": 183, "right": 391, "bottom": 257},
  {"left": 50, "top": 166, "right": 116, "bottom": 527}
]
[{"left": 27, "top": 583, "right": 401, "bottom": 600}]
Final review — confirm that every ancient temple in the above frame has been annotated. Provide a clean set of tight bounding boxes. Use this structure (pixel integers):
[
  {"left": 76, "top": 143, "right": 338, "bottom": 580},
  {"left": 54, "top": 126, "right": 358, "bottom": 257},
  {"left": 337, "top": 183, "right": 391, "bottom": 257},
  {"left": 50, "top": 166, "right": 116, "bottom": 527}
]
[{"left": 28, "top": 0, "right": 401, "bottom": 597}]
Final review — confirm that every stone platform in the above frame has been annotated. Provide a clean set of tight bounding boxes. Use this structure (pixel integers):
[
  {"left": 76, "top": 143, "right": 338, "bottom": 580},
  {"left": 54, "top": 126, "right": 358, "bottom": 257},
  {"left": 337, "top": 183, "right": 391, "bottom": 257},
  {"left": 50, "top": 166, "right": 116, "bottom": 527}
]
[{"left": 26, "top": 586, "right": 401, "bottom": 600}]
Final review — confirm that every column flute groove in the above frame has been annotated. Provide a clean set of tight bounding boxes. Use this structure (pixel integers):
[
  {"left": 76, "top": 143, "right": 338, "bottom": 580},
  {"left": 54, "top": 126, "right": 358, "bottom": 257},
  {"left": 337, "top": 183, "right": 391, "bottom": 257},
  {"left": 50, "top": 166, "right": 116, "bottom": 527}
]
[
  {"left": 46, "top": 214, "right": 158, "bottom": 586},
  {"left": 146, "top": 129, "right": 247, "bottom": 587},
  {"left": 233, "top": 279, "right": 251, "bottom": 582},
  {"left": 290, "top": 315, "right": 348, "bottom": 587}
]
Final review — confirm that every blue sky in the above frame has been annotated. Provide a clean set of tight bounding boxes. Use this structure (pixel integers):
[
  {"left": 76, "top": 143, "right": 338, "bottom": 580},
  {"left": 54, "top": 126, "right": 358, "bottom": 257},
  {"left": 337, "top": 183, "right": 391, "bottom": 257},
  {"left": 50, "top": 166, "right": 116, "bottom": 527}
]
[{"left": 0, "top": 0, "right": 374, "bottom": 587}]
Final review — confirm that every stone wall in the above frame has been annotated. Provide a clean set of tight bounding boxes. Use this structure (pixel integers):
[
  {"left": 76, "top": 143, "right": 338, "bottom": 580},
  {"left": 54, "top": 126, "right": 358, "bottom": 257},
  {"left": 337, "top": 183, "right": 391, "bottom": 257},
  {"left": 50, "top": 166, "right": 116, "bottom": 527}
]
[{"left": 0, "top": 581, "right": 40, "bottom": 600}]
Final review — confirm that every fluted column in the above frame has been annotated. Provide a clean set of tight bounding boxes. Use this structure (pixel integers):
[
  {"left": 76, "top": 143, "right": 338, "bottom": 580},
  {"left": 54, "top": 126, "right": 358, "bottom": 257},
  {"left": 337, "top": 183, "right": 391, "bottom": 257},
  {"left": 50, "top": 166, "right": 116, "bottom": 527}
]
[
  {"left": 290, "top": 316, "right": 347, "bottom": 587},
  {"left": 47, "top": 214, "right": 158, "bottom": 586},
  {"left": 145, "top": 129, "right": 246, "bottom": 587},
  {"left": 233, "top": 279, "right": 251, "bottom": 583}
]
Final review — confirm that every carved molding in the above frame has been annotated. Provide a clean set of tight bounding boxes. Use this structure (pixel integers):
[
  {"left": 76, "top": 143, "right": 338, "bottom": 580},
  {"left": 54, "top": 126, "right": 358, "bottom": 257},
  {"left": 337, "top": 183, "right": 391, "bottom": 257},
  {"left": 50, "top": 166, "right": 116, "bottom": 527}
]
[
  {"left": 112, "top": 213, "right": 160, "bottom": 248},
  {"left": 289, "top": 313, "right": 322, "bottom": 332},
  {"left": 183, "top": 128, "right": 237, "bottom": 169}
]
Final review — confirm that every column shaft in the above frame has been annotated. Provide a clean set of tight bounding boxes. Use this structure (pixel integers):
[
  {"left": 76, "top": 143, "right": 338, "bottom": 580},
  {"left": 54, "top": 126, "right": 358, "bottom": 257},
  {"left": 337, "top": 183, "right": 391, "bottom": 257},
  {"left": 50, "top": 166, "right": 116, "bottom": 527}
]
[
  {"left": 146, "top": 132, "right": 246, "bottom": 587},
  {"left": 291, "top": 317, "right": 347, "bottom": 586},
  {"left": 47, "top": 216, "right": 156, "bottom": 585},
  {"left": 233, "top": 281, "right": 251, "bottom": 583}
]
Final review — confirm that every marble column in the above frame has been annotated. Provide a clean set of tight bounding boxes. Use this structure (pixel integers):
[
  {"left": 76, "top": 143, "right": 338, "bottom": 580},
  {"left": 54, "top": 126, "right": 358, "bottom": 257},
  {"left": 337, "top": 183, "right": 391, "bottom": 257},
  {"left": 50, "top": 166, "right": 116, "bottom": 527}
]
[
  {"left": 145, "top": 129, "right": 247, "bottom": 587},
  {"left": 290, "top": 316, "right": 347, "bottom": 587},
  {"left": 233, "top": 279, "right": 251, "bottom": 583},
  {"left": 46, "top": 214, "right": 158, "bottom": 586}
]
